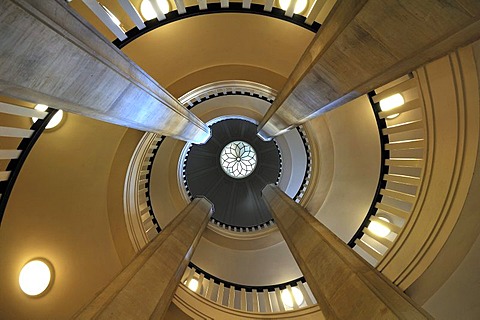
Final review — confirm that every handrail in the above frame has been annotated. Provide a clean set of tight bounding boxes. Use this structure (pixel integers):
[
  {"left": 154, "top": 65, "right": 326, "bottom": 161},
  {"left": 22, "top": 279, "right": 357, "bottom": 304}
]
[
  {"left": 77, "top": 0, "right": 330, "bottom": 48},
  {"left": 181, "top": 263, "right": 317, "bottom": 312},
  {"left": 347, "top": 73, "right": 427, "bottom": 266},
  {"left": 0, "top": 103, "right": 58, "bottom": 225},
  {"left": 292, "top": 124, "right": 312, "bottom": 203},
  {"left": 114, "top": 4, "right": 321, "bottom": 48}
]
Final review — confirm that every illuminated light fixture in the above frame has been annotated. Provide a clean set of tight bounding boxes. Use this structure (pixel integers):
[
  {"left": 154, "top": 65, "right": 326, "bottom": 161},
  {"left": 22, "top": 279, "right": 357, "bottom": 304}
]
[
  {"left": 281, "top": 287, "right": 304, "bottom": 308},
  {"left": 102, "top": 5, "right": 122, "bottom": 26},
  {"left": 185, "top": 278, "right": 199, "bottom": 292},
  {"left": 368, "top": 217, "right": 391, "bottom": 238},
  {"left": 379, "top": 93, "right": 404, "bottom": 119},
  {"left": 32, "top": 104, "right": 64, "bottom": 130},
  {"left": 19, "top": 260, "right": 53, "bottom": 296},
  {"left": 279, "top": 0, "right": 308, "bottom": 14},
  {"left": 140, "top": 0, "right": 170, "bottom": 20}
]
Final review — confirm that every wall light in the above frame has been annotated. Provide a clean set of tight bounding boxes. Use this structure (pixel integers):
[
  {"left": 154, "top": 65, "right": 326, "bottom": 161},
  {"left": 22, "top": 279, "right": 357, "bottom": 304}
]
[
  {"left": 368, "top": 217, "right": 391, "bottom": 238},
  {"left": 281, "top": 287, "right": 304, "bottom": 308},
  {"left": 140, "top": 0, "right": 170, "bottom": 20},
  {"left": 19, "top": 259, "right": 53, "bottom": 296},
  {"left": 379, "top": 93, "right": 404, "bottom": 119},
  {"left": 186, "top": 278, "right": 199, "bottom": 292},
  {"left": 279, "top": 0, "right": 308, "bottom": 14},
  {"left": 32, "top": 104, "right": 64, "bottom": 130}
]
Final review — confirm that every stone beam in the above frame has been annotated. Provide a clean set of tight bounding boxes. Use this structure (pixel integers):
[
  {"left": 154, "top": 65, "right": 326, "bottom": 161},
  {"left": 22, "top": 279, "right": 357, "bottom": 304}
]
[
  {"left": 73, "top": 197, "right": 214, "bottom": 319},
  {"left": 0, "top": 0, "right": 210, "bottom": 143},
  {"left": 262, "top": 184, "right": 432, "bottom": 319},
  {"left": 257, "top": 0, "right": 480, "bottom": 139}
]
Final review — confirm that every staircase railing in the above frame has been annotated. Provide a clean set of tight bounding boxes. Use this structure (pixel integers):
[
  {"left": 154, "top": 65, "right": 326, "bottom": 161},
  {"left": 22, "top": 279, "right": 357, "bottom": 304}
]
[
  {"left": 181, "top": 263, "right": 317, "bottom": 313},
  {"left": 76, "top": 0, "right": 337, "bottom": 47},
  {"left": 0, "top": 101, "right": 58, "bottom": 224},
  {"left": 347, "top": 74, "right": 427, "bottom": 266}
]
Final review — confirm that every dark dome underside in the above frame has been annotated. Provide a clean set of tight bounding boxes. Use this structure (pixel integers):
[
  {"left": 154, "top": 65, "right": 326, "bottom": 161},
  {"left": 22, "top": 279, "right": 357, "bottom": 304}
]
[{"left": 185, "top": 119, "right": 281, "bottom": 227}]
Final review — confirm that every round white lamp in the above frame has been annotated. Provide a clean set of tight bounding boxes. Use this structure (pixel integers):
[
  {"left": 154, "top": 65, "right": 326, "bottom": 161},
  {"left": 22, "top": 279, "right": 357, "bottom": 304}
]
[
  {"left": 32, "top": 104, "right": 64, "bottom": 130},
  {"left": 19, "top": 259, "right": 54, "bottom": 296},
  {"left": 279, "top": 0, "right": 308, "bottom": 14},
  {"left": 140, "top": 0, "right": 170, "bottom": 20},
  {"left": 281, "top": 287, "right": 304, "bottom": 308}
]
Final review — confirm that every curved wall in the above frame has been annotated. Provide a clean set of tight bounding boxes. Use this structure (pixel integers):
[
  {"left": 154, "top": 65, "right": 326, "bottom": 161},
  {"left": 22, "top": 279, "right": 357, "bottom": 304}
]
[{"left": 0, "top": 113, "right": 129, "bottom": 319}]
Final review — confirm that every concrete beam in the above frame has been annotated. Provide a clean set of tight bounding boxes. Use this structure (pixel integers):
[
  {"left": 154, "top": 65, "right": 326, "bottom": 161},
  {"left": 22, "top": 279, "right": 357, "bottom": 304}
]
[
  {"left": 0, "top": 0, "right": 210, "bottom": 143},
  {"left": 258, "top": 0, "right": 480, "bottom": 139},
  {"left": 262, "top": 184, "right": 432, "bottom": 319},
  {"left": 73, "top": 197, "right": 214, "bottom": 319}
]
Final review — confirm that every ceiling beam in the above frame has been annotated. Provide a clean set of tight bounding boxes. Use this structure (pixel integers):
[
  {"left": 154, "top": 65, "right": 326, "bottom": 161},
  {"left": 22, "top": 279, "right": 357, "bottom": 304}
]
[{"left": 258, "top": 0, "right": 480, "bottom": 140}]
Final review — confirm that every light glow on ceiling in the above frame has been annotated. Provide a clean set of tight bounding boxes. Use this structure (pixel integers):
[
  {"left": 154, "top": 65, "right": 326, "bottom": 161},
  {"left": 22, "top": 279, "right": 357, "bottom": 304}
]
[
  {"left": 368, "top": 217, "right": 391, "bottom": 238},
  {"left": 32, "top": 104, "right": 64, "bottom": 130},
  {"left": 19, "top": 260, "right": 53, "bottom": 296},
  {"left": 281, "top": 287, "right": 304, "bottom": 308},
  {"left": 140, "top": 0, "right": 170, "bottom": 20},
  {"left": 379, "top": 93, "right": 404, "bottom": 119},
  {"left": 279, "top": 0, "right": 308, "bottom": 14}
]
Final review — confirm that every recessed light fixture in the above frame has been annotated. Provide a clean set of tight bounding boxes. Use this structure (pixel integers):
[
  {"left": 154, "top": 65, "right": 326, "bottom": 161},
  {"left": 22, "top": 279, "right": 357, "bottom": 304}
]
[
  {"left": 281, "top": 287, "right": 304, "bottom": 308},
  {"left": 279, "top": 0, "right": 308, "bottom": 14},
  {"left": 32, "top": 104, "right": 64, "bottom": 130},
  {"left": 379, "top": 93, "right": 404, "bottom": 119},
  {"left": 140, "top": 0, "right": 170, "bottom": 20},
  {"left": 19, "top": 259, "right": 54, "bottom": 296},
  {"left": 186, "top": 278, "right": 199, "bottom": 292},
  {"left": 368, "top": 217, "right": 391, "bottom": 238}
]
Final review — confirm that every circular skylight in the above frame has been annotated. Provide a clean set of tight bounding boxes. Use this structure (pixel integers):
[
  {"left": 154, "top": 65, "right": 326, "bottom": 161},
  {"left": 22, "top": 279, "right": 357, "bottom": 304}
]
[{"left": 220, "top": 141, "right": 257, "bottom": 178}]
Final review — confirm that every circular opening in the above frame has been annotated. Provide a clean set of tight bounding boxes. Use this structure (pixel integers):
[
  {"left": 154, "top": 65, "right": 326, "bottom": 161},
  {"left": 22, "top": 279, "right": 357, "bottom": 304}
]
[
  {"left": 220, "top": 141, "right": 257, "bottom": 179},
  {"left": 19, "top": 259, "right": 53, "bottom": 296}
]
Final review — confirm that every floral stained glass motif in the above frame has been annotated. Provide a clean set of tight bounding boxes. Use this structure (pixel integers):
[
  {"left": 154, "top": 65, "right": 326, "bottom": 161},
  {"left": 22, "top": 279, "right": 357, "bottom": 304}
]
[{"left": 220, "top": 141, "right": 257, "bottom": 178}]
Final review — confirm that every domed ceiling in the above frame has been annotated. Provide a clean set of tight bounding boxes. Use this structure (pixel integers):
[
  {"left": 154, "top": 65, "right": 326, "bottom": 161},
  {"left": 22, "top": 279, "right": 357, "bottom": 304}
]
[{"left": 184, "top": 119, "right": 281, "bottom": 227}]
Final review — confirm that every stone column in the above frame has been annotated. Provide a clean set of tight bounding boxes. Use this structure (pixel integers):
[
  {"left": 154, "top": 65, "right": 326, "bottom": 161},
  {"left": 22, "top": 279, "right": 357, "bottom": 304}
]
[
  {"left": 74, "top": 197, "right": 214, "bottom": 320},
  {"left": 0, "top": 0, "right": 210, "bottom": 144},
  {"left": 257, "top": 0, "right": 480, "bottom": 139},
  {"left": 262, "top": 184, "right": 432, "bottom": 320}
]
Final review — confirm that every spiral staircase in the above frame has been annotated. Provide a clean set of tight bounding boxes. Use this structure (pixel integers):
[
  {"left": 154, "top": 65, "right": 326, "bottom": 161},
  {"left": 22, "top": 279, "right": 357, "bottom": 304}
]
[{"left": 0, "top": 1, "right": 479, "bottom": 319}]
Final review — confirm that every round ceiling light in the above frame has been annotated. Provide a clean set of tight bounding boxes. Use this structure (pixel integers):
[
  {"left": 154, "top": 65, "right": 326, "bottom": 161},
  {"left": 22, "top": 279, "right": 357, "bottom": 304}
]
[
  {"left": 279, "top": 0, "right": 308, "bottom": 14},
  {"left": 187, "top": 279, "right": 199, "bottom": 291},
  {"left": 368, "top": 217, "right": 391, "bottom": 238},
  {"left": 32, "top": 104, "right": 64, "bottom": 130},
  {"left": 281, "top": 287, "right": 304, "bottom": 308},
  {"left": 379, "top": 93, "right": 404, "bottom": 119},
  {"left": 220, "top": 141, "right": 257, "bottom": 179},
  {"left": 140, "top": 0, "right": 170, "bottom": 20},
  {"left": 19, "top": 260, "right": 53, "bottom": 296}
]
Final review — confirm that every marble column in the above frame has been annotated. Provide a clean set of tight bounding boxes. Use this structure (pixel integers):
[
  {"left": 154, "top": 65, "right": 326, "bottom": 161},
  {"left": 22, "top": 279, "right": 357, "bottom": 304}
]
[
  {"left": 257, "top": 0, "right": 480, "bottom": 139},
  {"left": 74, "top": 197, "right": 214, "bottom": 320},
  {"left": 262, "top": 184, "right": 432, "bottom": 320},
  {"left": 0, "top": 0, "right": 210, "bottom": 143}
]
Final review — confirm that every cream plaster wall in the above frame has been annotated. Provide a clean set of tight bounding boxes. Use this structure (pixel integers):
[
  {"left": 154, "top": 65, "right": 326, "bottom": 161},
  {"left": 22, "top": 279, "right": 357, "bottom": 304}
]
[
  {"left": 308, "top": 95, "right": 381, "bottom": 242},
  {"left": 0, "top": 113, "right": 129, "bottom": 319}
]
